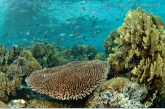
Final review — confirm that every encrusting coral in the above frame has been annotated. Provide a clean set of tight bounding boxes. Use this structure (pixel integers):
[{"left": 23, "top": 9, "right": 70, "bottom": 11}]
[
  {"left": 25, "top": 60, "right": 110, "bottom": 100},
  {"left": 107, "top": 7, "right": 165, "bottom": 106},
  {"left": 85, "top": 77, "right": 148, "bottom": 108}
]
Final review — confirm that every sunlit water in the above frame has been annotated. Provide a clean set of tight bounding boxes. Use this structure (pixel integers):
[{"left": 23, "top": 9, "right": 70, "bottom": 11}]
[{"left": 0, "top": 0, "right": 164, "bottom": 53}]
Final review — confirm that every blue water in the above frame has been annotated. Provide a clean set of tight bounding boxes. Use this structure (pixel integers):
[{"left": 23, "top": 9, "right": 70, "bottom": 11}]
[{"left": 0, "top": 0, "right": 164, "bottom": 53}]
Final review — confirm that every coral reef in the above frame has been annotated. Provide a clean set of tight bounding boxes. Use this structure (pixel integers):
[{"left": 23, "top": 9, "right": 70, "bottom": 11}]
[
  {"left": 95, "top": 53, "right": 106, "bottom": 61},
  {"left": 27, "top": 99, "right": 63, "bottom": 108},
  {"left": 25, "top": 60, "right": 110, "bottom": 100},
  {"left": 31, "top": 42, "right": 69, "bottom": 68},
  {"left": 0, "top": 49, "right": 41, "bottom": 102},
  {"left": 63, "top": 45, "right": 97, "bottom": 61},
  {"left": 86, "top": 77, "right": 148, "bottom": 108},
  {"left": 27, "top": 99, "right": 85, "bottom": 108},
  {"left": 107, "top": 8, "right": 165, "bottom": 106},
  {"left": 0, "top": 72, "right": 11, "bottom": 102},
  {"left": 103, "top": 29, "right": 120, "bottom": 54}
]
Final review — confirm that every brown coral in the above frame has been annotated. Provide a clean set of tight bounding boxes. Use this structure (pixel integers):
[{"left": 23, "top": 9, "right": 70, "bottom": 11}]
[
  {"left": 25, "top": 60, "right": 110, "bottom": 100},
  {"left": 0, "top": 100, "right": 10, "bottom": 108}
]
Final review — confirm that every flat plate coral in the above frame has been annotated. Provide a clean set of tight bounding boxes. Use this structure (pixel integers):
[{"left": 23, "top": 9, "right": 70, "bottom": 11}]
[{"left": 25, "top": 60, "right": 110, "bottom": 100}]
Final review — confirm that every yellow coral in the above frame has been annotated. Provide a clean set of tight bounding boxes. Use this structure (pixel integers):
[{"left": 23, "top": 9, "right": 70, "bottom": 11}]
[
  {"left": 107, "top": 7, "right": 165, "bottom": 106},
  {"left": 0, "top": 100, "right": 9, "bottom": 108}
]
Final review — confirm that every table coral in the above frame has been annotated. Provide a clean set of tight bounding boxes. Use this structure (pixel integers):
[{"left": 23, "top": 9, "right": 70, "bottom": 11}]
[
  {"left": 85, "top": 77, "right": 148, "bottom": 108},
  {"left": 107, "top": 7, "right": 165, "bottom": 106},
  {"left": 25, "top": 60, "right": 110, "bottom": 100}
]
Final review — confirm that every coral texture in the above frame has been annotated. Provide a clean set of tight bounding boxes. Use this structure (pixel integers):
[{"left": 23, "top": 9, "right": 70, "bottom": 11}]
[
  {"left": 0, "top": 49, "right": 41, "bottom": 102},
  {"left": 86, "top": 77, "right": 148, "bottom": 108},
  {"left": 107, "top": 8, "right": 165, "bottom": 106},
  {"left": 27, "top": 99, "right": 85, "bottom": 108},
  {"left": 103, "top": 29, "right": 120, "bottom": 54},
  {"left": 0, "top": 100, "right": 10, "bottom": 108},
  {"left": 31, "top": 42, "right": 69, "bottom": 68},
  {"left": 8, "top": 99, "right": 27, "bottom": 108},
  {"left": 63, "top": 45, "right": 97, "bottom": 61},
  {"left": 25, "top": 60, "right": 110, "bottom": 100}
]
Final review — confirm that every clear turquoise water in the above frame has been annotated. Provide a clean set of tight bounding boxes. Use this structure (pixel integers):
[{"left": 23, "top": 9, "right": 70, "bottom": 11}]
[{"left": 0, "top": 0, "right": 164, "bottom": 52}]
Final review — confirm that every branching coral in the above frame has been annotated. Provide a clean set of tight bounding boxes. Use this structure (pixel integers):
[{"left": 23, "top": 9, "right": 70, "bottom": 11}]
[
  {"left": 85, "top": 77, "right": 148, "bottom": 108},
  {"left": 0, "top": 49, "right": 41, "bottom": 102},
  {"left": 25, "top": 60, "right": 110, "bottom": 100},
  {"left": 107, "top": 8, "right": 165, "bottom": 106}
]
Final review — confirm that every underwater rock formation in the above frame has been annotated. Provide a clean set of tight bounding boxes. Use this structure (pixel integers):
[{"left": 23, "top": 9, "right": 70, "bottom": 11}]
[
  {"left": 86, "top": 77, "right": 148, "bottom": 108},
  {"left": 25, "top": 60, "right": 110, "bottom": 100},
  {"left": 107, "top": 8, "right": 165, "bottom": 106}
]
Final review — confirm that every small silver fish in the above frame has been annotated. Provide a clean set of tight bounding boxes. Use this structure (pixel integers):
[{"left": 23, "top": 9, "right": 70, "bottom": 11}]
[
  {"left": 44, "top": 31, "right": 48, "bottom": 34},
  {"left": 69, "top": 34, "right": 73, "bottom": 37},
  {"left": 25, "top": 31, "right": 30, "bottom": 35},
  {"left": 60, "top": 33, "right": 66, "bottom": 37}
]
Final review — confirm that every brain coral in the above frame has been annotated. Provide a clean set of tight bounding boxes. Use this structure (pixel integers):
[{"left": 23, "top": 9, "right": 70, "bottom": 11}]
[{"left": 25, "top": 60, "right": 110, "bottom": 100}]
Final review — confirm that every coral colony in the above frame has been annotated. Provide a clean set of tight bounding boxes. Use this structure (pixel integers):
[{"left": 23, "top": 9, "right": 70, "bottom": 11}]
[{"left": 0, "top": 8, "right": 165, "bottom": 108}]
